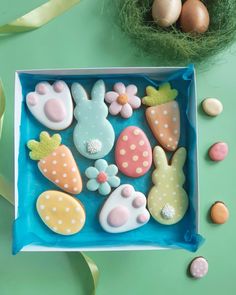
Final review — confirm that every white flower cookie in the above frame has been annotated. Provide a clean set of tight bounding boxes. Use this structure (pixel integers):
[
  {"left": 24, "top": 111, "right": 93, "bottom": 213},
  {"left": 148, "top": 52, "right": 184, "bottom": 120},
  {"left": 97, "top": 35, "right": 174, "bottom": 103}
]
[
  {"left": 26, "top": 81, "right": 73, "bottom": 130},
  {"left": 147, "top": 146, "right": 189, "bottom": 225},
  {"left": 99, "top": 184, "right": 150, "bottom": 233}
]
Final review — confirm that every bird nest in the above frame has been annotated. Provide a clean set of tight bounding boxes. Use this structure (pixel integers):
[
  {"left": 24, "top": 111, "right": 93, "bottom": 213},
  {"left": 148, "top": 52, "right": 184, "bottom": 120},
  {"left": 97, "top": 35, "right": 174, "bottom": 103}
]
[{"left": 118, "top": 0, "right": 236, "bottom": 65}]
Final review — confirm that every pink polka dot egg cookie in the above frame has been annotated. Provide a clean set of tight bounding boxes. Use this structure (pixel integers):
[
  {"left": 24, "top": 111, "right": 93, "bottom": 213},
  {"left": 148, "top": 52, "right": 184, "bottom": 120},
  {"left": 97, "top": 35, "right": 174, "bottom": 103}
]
[
  {"left": 115, "top": 126, "right": 152, "bottom": 178},
  {"left": 99, "top": 184, "right": 150, "bottom": 233}
]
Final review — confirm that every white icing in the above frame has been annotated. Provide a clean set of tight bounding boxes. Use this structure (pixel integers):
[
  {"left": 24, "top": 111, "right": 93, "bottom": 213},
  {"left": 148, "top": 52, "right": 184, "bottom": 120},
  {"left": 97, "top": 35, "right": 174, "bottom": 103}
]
[
  {"left": 86, "top": 139, "right": 102, "bottom": 154},
  {"left": 161, "top": 203, "right": 175, "bottom": 219}
]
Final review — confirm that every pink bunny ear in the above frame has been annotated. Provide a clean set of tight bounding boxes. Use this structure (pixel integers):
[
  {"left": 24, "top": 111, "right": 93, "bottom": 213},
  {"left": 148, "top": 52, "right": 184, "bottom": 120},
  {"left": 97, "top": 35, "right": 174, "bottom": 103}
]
[
  {"left": 153, "top": 146, "right": 168, "bottom": 169},
  {"left": 171, "top": 147, "right": 187, "bottom": 169}
]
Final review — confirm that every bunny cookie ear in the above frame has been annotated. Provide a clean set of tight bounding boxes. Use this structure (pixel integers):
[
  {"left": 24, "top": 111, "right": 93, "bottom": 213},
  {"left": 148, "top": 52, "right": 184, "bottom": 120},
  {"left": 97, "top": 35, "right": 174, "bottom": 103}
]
[
  {"left": 153, "top": 146, "right": 168, "bottom": 169},
  {"left": 91, "top": 80, "right": 105, "bottom": 102},
  {"left": 171, "top": 147, "right": 187, "bottom": 169},
  {"left": 71, "top": 83, "right": 88, "bottom": 104}
]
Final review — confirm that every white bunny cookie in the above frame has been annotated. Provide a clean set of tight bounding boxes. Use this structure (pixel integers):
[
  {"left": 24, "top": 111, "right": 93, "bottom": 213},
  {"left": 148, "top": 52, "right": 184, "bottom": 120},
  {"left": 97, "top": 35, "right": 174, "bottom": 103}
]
[
  {"left": 71, "top": 80, "right": 115, "bottom": 159},
  {"left": 148, "top": 146, "right": 188, "bottom": 225},
  {"left": 26, "top": 81, "right": 73, "bottom": 130}
]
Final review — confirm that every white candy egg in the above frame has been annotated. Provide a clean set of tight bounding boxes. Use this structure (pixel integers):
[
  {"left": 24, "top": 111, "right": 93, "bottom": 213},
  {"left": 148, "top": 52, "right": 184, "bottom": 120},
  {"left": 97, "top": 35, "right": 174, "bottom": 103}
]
[{"left": 152, "top": 0, "right": 182, "bottom": 27}]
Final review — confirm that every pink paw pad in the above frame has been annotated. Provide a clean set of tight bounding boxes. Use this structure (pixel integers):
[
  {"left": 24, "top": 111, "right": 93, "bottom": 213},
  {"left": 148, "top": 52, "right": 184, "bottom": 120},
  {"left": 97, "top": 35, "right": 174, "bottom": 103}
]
[
  {"left": 137, "top": 213, "right": 149, "bottom": 224},
  {"left": 99, "top": 184, "right": 150, "bottom": 233},
  {"left": 209, "top": 142, "right": 228, "bottom": 161},
  {"left": 121, "top": 185, "right": 134, "bottom": 198},
  {"left": 44, "top": 99, "right": 66, "bottom": 122},
  {"left": 36, "top": 83, "right": 47, "bottom": 95},
  {"left": 53, "top": 81, "right": 64, "bottom": 93},
  {"left": 107, "top": 206, "right": 130, "bottom": 227},
  {"left": 27, "top": 94, "right": 38, "bottom": 106},
  {"left": 132, "top": 194, "right": 146, "bottom": 208}
]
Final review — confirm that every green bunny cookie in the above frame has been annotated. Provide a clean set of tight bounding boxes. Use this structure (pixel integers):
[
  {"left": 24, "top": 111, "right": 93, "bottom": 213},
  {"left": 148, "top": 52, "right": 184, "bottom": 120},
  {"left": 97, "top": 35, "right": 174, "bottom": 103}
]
[{"left": 148, "top": 146, "right": 189, "bottom": 225}]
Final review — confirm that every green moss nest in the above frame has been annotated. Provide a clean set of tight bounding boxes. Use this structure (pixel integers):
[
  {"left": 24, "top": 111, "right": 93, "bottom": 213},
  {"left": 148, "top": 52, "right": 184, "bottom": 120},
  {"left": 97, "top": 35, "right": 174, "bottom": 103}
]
[{"left": 118, "top": 0, "right": 236, "bottom": 64}]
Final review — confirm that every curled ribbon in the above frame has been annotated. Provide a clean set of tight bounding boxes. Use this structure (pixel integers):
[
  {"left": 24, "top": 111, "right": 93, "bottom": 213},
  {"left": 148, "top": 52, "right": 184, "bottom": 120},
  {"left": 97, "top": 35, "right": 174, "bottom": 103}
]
[
  {"left": 0, "top": 0, "right": 81, "bottom": 34},
  {"left": 0, "top": 1, "right": 99, "bottom": 294}
]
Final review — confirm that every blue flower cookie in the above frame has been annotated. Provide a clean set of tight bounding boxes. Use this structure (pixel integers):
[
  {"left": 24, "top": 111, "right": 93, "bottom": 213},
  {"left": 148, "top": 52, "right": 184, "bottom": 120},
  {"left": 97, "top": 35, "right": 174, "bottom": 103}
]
[{"left": 85, "top": 159, "right": 120, "bottom": 195}]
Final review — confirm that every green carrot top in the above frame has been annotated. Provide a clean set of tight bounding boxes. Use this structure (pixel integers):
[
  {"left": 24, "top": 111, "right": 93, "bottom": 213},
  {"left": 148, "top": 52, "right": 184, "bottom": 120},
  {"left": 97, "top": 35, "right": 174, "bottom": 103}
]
[
  {"left": 27, "top": 131, "right": 61, "bottom": 160},
  {"left": 142, "top": 83, "right": 178, "bottom": 107}
]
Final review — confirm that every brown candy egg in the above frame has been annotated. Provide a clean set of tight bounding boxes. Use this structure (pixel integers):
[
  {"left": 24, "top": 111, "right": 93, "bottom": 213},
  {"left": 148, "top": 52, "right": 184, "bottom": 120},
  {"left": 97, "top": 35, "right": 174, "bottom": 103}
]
[{"left": 180, "top": 0, "right": 210, "bottom": 34}]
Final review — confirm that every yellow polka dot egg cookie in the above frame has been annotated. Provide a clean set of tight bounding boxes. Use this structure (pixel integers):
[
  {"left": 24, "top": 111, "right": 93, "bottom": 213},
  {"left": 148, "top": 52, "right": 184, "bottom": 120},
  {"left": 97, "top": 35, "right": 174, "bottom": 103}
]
[{"left": 36, "top": 191, "right": 86, "bottom": 235}]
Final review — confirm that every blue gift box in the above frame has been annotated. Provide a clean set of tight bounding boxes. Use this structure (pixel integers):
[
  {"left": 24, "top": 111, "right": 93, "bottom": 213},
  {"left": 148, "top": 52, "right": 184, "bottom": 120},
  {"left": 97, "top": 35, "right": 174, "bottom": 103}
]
[{"left": 13, "top": 66, "right": 204, "bottom": 254}]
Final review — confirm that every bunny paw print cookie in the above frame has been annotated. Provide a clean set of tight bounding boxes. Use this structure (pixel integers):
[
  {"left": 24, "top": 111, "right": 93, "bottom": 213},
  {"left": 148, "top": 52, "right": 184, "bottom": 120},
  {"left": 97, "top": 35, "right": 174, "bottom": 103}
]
[
  {"left": 142, "top": 83, "right": 180, "bottom": 151},
  {"left": 148, "top": 146, "right": 188, "bottom": 225},
  {"left": 99, "top": 184, "right": 150, "bottom": 233},
  {"left": 26, "top": 81, "right": 73, "bottom": 130},
  {"left": 36, "top": 190, "right": 86, "bottom": 235},
  {"left": 71, "top": 80, "right": 115, "bottom": 159},
  {"left": 27, "top": 132, "right": 82, "bottom": 195}
]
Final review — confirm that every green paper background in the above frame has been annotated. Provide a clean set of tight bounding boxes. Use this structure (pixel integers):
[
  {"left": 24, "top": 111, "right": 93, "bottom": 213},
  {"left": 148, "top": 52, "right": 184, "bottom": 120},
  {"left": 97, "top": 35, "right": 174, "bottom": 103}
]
[{"left": 0, "top": 0, "right": 235, "bottom": 294}]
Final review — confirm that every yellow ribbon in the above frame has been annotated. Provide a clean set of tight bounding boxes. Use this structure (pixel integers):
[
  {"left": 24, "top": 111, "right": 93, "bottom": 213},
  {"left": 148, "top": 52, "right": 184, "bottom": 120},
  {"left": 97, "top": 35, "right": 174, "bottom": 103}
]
[
  {"left": 0, "top": 1, "right": 99, "bottom": 294},
  {"left": 0, "top": 0, "right": 81, "bottom": 34}
]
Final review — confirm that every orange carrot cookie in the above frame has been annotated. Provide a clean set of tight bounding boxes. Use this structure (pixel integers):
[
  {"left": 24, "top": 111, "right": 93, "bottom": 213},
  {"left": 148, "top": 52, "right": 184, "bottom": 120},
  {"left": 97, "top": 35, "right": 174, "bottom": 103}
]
[
  {"left": 142, "top": 83, "right": 180, "bottom": 152},
  {"left": 36, "top": 190, "right": 85, "bottom": 235},
  {"left": 27, "top": 132, "right": 82, "bottom": 194}
]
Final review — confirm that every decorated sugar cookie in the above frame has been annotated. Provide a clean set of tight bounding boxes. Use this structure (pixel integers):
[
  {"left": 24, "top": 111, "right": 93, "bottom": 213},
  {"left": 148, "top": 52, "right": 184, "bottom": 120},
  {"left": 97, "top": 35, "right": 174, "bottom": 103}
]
[
  {"left": 71, "top": 80, "right": 115, "bottom": 159},
  {"left": 142, "top": 83, "right": 180, "bottom": 151},
  {"left": 105, "top": 82, "right": 141, "bottom": 118},
  {"left": 26, "top": 81, "right": 73, "bottom": 130},
  {"left": 85, "top": 159, "right": 120, "bottom": 195},
  {"left": 36, "top": 190, "right": 85, "bottom": 235},
  {"left": 147, "top": 146, "right": 188, "bottom": 225},
  {"left": 115, "top": 126, "right": 152, "bottom": 178},
  {"left": 27, "top": 132, "right": 82, "bottom": 194},
  {"left": 99, "top": 184, "right": 150, "bottom": 233}
]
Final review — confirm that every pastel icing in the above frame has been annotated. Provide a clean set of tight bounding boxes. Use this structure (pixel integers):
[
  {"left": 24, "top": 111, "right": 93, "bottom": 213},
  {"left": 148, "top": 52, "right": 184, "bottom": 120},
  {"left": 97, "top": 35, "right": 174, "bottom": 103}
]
[
  {"left": 36, "top": 190, "right": 86, "bottom": 235},
  {"left": 71, "top": 80, "right": 115, "bottom": 159},
  {"left": 143, "top": 83, "right": 180, "bottom": 151},
  {"left": 147, "top": 146, "right": 189, "bottom": 225},
  {"left": 85, "top": 159, "right": 120, "bottom": 195},
  {"left": 105, "top": 82, "right": 141, "bottom": 118},
  {"left": 99, "top": 184, "right": 150, "bottom": 233},
  {"left": 208, "top": 142, "right": 228, "bottom": 161},
  {"left": 115, "top": 126, "right": 152, "bottom": 178},
  {"left": 26, "top": 81, "right": 73, "bottom": 130},
  {"left": 27, "top": 132, "right": 82, "bottom": 195},
  {"left": 190, "top": 257, "right": 208, "bottom": 279}
]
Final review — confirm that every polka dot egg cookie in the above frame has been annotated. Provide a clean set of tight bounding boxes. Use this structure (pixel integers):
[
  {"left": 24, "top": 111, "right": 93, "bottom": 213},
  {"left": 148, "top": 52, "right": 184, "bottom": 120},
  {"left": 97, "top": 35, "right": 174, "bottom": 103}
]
[
  {"left": 115, "top": 126, "right": 152, "bottom": 178},
  {"left": 36, "top": 191, "right": 86, "bottom": 235}
]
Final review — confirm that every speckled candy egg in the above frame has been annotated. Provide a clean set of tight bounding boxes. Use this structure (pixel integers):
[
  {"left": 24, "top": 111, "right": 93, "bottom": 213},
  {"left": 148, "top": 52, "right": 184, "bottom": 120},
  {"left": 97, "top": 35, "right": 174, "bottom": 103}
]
[
  {"left": 36, "top": 190, "right": 86, "bottom": 235},
  {"left": 115, "top": 126, "right": 152, "bottom": 178}
]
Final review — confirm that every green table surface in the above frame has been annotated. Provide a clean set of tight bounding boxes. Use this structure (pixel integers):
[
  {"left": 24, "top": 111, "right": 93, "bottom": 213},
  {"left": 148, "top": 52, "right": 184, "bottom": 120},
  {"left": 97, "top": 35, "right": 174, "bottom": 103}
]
[{"left": 0, "top": 0, "right": 235, "bottom": 294}]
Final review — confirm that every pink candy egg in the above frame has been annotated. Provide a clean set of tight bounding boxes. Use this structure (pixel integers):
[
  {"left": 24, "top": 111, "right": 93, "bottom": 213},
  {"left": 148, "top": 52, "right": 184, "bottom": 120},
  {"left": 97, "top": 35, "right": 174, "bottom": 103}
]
[
  {"left": 115, "top": 126, "right": 152, "bottom": 177},
  {"left": 208, "top": 142, "right": 228, "bottom": 162}
]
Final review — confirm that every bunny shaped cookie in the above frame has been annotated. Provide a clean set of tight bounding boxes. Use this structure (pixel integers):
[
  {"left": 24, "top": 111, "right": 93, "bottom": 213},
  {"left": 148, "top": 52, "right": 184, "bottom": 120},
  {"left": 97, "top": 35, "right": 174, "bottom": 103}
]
[
  {"left": 147, "top": 146, "right": 188, "bottom": 225},
  {"left": 71, "top": 80, "right": 115, "bottom": 159}
]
